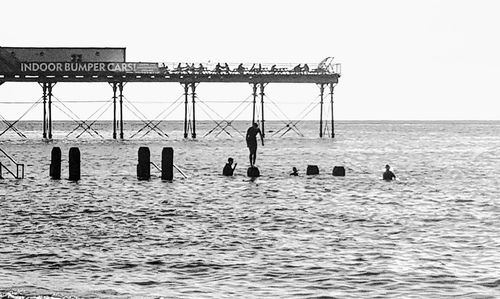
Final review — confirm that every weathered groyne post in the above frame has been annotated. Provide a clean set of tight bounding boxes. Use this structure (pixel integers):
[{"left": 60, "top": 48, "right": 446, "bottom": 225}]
[
  {"left": 306, "top": 165, "right": 319, "bottom": 175},
  {"left": 68, "top": 147, "right": 80, "bottom": 181},
  {"left": 161, "top": 147, "right": 173, "bottom": 181},
  {"left": 332, "top": 166, "right": 345, "bottom": 176},
  {"left": 50, "top": 147, "right": 62, "bottom": 179},
  {"left": 137, "top": 147, "right": 151, "bottom": 180},
  {"left": 247, "top": 166, "right": 260, "bottom": 177}
]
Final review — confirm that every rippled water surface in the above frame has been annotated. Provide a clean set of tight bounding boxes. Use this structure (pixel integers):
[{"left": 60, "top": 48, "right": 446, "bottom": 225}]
[{"left": 1, "top": 121, "right": 500, "bottom": 298}]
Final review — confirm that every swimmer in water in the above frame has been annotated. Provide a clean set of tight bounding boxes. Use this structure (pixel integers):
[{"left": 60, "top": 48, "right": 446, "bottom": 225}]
[
  {"left": 290, "top": 167, "right": 298, "bottom": 176},
  {"left": 383, "top": 164, "right": 396, "bottom": 181},
  {"left": 222, "top": 158, "right": 237, "bottom": 176}
]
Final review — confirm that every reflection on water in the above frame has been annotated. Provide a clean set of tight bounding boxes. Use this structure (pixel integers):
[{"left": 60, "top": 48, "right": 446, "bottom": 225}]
[{"left": 1, "top": 121, "right": 500, "bottom": 298}]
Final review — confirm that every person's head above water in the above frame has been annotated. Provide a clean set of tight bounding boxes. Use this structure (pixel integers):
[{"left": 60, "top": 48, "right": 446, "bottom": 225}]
[
  {"left": 292, "top": 167, "right": 297, "bottom": 172},
  {"left": 385, "top": 164, "right": 390, "bottom": 170},
  {"left": 228, "top": 157, "right": 233, "bottom": 164}
]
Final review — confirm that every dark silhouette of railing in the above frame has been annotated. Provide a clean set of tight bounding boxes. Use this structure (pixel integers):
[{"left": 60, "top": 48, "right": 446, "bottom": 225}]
[{"left": 0, "top": 148, "right": 24, "bottom": 179}]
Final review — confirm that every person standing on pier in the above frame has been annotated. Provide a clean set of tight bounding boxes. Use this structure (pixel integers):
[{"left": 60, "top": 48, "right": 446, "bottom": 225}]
[{"left": 246, "top": 123, "right": 264, "bottom": 167}]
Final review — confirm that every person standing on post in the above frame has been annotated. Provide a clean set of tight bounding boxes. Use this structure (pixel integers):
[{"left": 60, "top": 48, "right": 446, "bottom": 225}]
[{"left": 246, "top": 123, "right": 264, "bottom": 167}]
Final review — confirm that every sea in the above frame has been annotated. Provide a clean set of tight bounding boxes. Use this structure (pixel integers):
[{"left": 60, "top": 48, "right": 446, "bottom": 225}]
[{"left": 0, "top": 120, "right": 499, "bottom": 299}]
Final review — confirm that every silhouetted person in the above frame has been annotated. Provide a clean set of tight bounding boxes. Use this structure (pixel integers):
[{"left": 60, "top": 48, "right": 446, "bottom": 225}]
[
  {"left": 383, "top": 164, "right": 396, "bottom": 181},
  {"left": 290, "top": 167, "right": 298, "bottom": 176},
  {"left": 236, "top": 63, "right": 245, "bottom": 73},
  {"left": 246, "top": 123, "right": 264, "bottom": 167},
  {"left": 293, "top": 64, "right": 301, "bottom": 72},
  {"left": 223, "top": 158, "right": 237, "bottom": 176},
  {"left": 302, "top": 64, "right": 309, "bottom": 72}
]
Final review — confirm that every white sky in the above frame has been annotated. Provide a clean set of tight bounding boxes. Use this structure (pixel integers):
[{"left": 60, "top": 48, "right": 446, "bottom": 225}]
[{"left": 1, "top": 0, "right": 499, "bottom": 120}]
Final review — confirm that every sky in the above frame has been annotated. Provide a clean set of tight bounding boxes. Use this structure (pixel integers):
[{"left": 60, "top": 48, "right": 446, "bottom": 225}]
[{"left": 1, "top": 0, "right": 499, "bottom": 120}]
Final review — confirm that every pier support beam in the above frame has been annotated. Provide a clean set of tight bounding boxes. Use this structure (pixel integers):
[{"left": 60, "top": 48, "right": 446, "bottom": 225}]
[
  {"left": 111, "top": 82, "right": 118, "bottom": 139},
  {"left": 118, "top": 82, "right": 124, "bottom": 139},
  {"left": 259, "top": 83, "right": 267, "bottom": 138},
  {"left": 47, "top": 83, "right": 54, "bottom": 139},
  {"left": 191, "top": 82, "right": 197, "bottom": 139},
  {"left": 41, "top": 83, "right": 47, "bottom": 139},
  {"left": 183, "top": 83, "right": 189, "bottom": 138},
  {"left": 318, "top": 83, "right": 325, "bottom": 138},
  {"left": 251, "top": 83, "right": 258, "bottom": 124},
  {"left": 330, "top": 83, "right": 336, "bottom": 138}
]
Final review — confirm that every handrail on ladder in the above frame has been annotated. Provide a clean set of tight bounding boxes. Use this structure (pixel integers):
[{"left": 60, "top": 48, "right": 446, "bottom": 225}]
[{"left": 0, "top": 148, "right": 25, "bottom": 179}]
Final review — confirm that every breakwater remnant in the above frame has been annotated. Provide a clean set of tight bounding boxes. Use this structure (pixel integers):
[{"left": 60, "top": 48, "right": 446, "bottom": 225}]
[
  {"left": 161, "top": 147, "right": 173, "bottom": 181},
  {"left": 332, "top": 166, "right": 345, "bottom": 176},
  {"left": 306, "top": 165, "right": 319, "bottom": 175},
  {"left": 137, "top": 147, "right": 151, "bottom": 180},
  {"left": 49, "top": 147, "right": 62, "bottom": 179},
  {"left": 247, "top": 166, "right": 260, "bottom": 177},
  {"left": 68, "top": 147, "right": 80, "bottom": 181}
]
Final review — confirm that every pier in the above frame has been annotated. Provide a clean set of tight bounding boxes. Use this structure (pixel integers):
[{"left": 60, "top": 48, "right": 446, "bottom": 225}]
[{"left": 0, "top": 47, "right": 341, "bottom": 140}]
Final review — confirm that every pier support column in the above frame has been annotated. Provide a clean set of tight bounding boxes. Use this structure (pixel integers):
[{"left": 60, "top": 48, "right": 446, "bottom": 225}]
[
  {"left": 47, "top": 83, "right": 55, "bottom": 140},
  {"left": 329, "top": 83, "right": 336, "bottom": 138},
  {"left": 183, "top": 83, "right": 189, "bottom": 138},
  {"left": 251, "top": 83, "right": 258, "bottom": 124},
  {"left": 318, "top": 83, "right": 325, "bottom": 138},
  {"left": 41, "top": 83, "right": 47, "bottom": 139},
  {"left": 118, "top": 82, "right": 124, "bottom": 139},
  {"left": 259, "top": 83, "right": 267, "bottom": 138},
  {"left": 112, "top": 82, "right": 118, "bottom": 139},
  {"left": 191, "top": 82, "right": 197, "bottom": 139}
]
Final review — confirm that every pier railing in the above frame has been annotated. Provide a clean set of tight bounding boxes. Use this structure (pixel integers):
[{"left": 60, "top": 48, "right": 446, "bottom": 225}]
[
  {"left": 0, "top": 148, "right": 24, "bottom": 179},
  {"left": 158, "top": 61, "right": 341, "bottom": 76}
]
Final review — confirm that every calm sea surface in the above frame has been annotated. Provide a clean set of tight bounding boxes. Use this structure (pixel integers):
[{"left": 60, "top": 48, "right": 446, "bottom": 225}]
[{"left": 1, "top": 121, "right": 499, "bottom": 298}]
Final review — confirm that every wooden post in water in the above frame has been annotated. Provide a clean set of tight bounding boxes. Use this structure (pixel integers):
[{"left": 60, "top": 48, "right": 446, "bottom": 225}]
[
  {"left": 247, "top": 166, "right": 260, "bottom": 178},
  {"left": 50, "top": 147, "right": 62, "bottom": 179},
  {"left": 137, "top": 147, "right": 151, "bottom": 180},
  {"left": 161, "top": 147, "right": 173, "bottom": 181},
  {"left": 68, "top": 147, "right": 81, "bottom": 181},
  {"left": 332, "top": 166, "right": 345, "bottom": 176},
  {"left": 306, "top": 165, "right": 319, "bottom": 175}
]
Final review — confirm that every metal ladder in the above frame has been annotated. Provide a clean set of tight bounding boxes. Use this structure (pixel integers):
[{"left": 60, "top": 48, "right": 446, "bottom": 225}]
[{"left": 0, "top": 148, "right": 25, "bottom": 179}]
